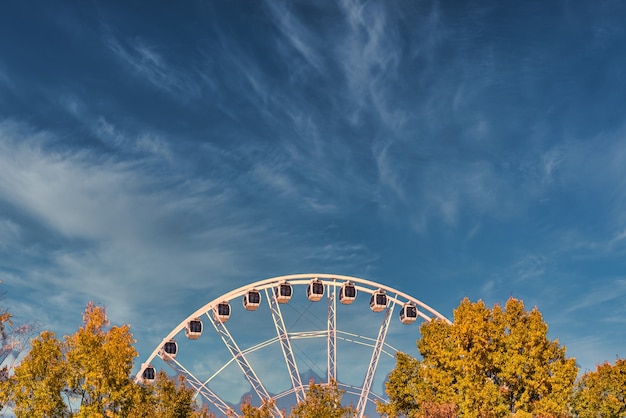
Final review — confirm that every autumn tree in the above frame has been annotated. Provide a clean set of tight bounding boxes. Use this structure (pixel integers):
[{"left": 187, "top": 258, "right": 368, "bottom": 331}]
[
  {"left": 7, "top": 330, "right": 68, "bottom": 417},
  {"left": 125, "top": 370, "right": 206, "bottom": 418},
  {"left": 290, "top": 379, "right": 356, "bottom": 418},
  {"left": 5, "top": 303, "right": 137, "bottom": 417},
  {"left": 233, "top": 395, "right": 276, "bottom": 418},
  {"left": 0, "top": 289, "right": 37, "bottom": 411},
  {"left": 151, "top": 371, "right": 200, "bottom": 417},
  {"left": 63, "top": 302, "right": 138, "bottom": 416},
  {"left": 6, "top": 302, "right": 210, "bottom": 417},
  {"left": 379, "top": 297, "right": 578, "bottom": 418},
  {"left": 571, "top": 358, "right": 626, "bottom": 418}
]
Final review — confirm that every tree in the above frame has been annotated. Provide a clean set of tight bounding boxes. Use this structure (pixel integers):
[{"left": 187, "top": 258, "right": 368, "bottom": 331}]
[
  {"left": 379, "top": 297, "right": 578, "bottom": 418},
  {"left": 8, "top": 331, "right": 68, "bottom": 417},
  {"left": 7, "top": 303, "right": 138, "bottom": 417},
  {"left": 151, "top": 371, "right": 199, "bottom": 417},
  {"left": 234, "top": 395, "right": 276, "bottom": 418},
  {"left": 8, "top": 302, "right": 211, "bottom": 417},
  {"left": 290, "top": 379, "right": 356, "bottom": 418},
  {"left": 0, "top": 289, "right": 37, "bottom": 412},
  {"left": 125, "top": 370, "right": 206, "bottom": 418},
  {"left": 571, "top": 358, "right": 626, "bottom": 418},
  {"left": 125, "top": 373, "right": 217, "bottom": 418},
  {"left": 64, "top": 302, "right": 138, "bottom": 416}
]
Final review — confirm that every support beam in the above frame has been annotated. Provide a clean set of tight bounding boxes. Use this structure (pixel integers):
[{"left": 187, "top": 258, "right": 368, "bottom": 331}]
[
  {"left": 327, "top": 281, "right": 337, "bottom": 382},
  {"left": 206, "top": 310, "right": 283, "bottom": 417},
  {"left": 163, "top": 357, "right": 234, "bottom": 417},
  {"left": 356, "top": 302, "right": 395, "bottom": 417},
  {"left": 265, "top": 288, "right": 306, "bottom": 403}
]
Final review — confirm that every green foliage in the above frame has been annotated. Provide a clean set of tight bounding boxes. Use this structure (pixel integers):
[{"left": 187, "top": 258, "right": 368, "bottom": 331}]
[
  {"left": 571, "top": 358, "right": 626, "bottom": 418},
  {"left": 379, "top": 297, "right": 578, "bottom": 418},
  {"left": 290, "top": 379, "right": 356, "bottom": 418}
]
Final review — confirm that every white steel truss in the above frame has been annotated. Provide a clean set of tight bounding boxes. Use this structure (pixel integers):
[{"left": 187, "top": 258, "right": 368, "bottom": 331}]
[
  {"left": 162, "top": 356, "right": 233, "bottom": 416},
  {"left": 206, "top": 309, "right": 283, "bottom": 417},
  {"left": 327, "top": 281, "right": 337, "bottom": 382},
  {"left": 356, "top": 301, "right": 395, "bottom": 416},
  {"left": 265, "top": 288, "right": 306, "bottom": 403}
]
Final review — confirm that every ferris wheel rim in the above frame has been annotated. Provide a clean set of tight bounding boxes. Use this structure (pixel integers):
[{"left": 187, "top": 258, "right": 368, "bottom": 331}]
[{"left": 139, "top": 273, "right": 450, "bottom": 365}]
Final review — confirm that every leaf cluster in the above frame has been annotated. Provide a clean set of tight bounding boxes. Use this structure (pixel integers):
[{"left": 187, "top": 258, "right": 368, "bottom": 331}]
[
  {"left": 379, "top": 297, "right": 578, "bottom": 418},
  {"left": 571, "top": 358, "right": 626, "bottom": 418},
  {"left": 237, "top": 379, "right": 356, "bottom": 418}
]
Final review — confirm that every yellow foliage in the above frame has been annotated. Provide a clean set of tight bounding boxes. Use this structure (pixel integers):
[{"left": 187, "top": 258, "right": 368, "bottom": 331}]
[
  {"left": 572, "top": 358, "right": 626, "bottom": 418},
  {"left": 4, "top": 301, "right": 221, "bottom": 417},
  {"left": 379, "top": 297, "right": 578, "bottom": 418}
]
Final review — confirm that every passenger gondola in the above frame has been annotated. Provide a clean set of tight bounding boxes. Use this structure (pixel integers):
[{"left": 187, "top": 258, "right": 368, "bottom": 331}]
[
  {"left": 185, "top": 318, "right": 203, "bottom": 339},
  {"left": 160, "top": 339, "right": 178, "bottom": 359},
  {"left": 369, "top": 289, "right": 387, "bottom": 312},
  {"left": 275, "top": 282, "right": 292, "bottom": 303},
  {"left": 243, "top": 289, "right": 261, "bottom": 311},
  {"left": 141, "top": 364, "right": 155, "bottom": 383},
  {"left": 213, "top": 301, "right": 231, "bottom": 323},
  {"left": 339, "top": 281, "right": 357, "bottom": 304},
  {"left": 400, "top": 302, "right": 418, "bottom": 324},
  {"left": 307, "top": 278, "right": 324, "bottom": 302}
]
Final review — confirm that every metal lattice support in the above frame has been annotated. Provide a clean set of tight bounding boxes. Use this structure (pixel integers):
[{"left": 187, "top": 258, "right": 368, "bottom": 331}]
[
  {"left": 327, "top": 281, "right": 337, "bottom": 382},
  {"left": 206, "top": 310, "right": 283, "bottom": 417},
  {"left": 265, "top": 288, "right": 306, "bottom": 403},
  {"left": 356, "top": 301, "right": 395, "bottom": 417},
  {"left": 162, "top": 356, "right": 233, "bottom": 417}
]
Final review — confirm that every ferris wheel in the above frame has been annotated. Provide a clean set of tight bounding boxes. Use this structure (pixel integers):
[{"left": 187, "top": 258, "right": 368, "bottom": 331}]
[{"left": 135, "top": 274, "right": 450, "bottom": 417}]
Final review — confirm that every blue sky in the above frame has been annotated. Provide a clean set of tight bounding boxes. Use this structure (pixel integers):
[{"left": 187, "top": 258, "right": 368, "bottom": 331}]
[{"left": 1, "top": 0, "right": 625, "bottom": 405}]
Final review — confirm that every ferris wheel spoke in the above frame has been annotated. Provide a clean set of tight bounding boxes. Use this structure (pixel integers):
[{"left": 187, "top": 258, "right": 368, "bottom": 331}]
[
  {"left": 356, "top": 301, "right": 396, "bottom": 417},
  {"left": 206, "top": 310, "right": 282, "bottom": 417},
  {"left": 265, "top": 288, "right": 306, "bottom": 403},
  {"left": 163, "top": 357, "right": 234, "bottom": 416},
  {"left": 327, "top": 282, "right": 337, "bottom": 382}
]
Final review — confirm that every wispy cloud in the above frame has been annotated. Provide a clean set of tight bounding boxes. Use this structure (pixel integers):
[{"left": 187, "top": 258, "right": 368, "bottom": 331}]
[
  {"left": 565, "top": 279, "right": 626, "bottom": 314},
  {"left": 103, "top": 33, "right": 204, "bottom": 100},
  {"left": 0, "top": 120, "right": 376, "bottom": 343},
  {"left": 263, "top": 1, "right": 326, "bottom": 73},
  {"left": 337, "top": 0, "right": 406, "bottom": 130}
]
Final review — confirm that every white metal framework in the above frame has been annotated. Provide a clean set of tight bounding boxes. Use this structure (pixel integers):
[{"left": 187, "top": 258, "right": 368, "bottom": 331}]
[
  {"left": 135, "top": 273, "right": 450, "bottom": 418},
  {"left": 265, "top": 288, "right": 306, "bottom": 403},
  {"left": 327, "top": 280, "right": 337, "bottom": 383}
]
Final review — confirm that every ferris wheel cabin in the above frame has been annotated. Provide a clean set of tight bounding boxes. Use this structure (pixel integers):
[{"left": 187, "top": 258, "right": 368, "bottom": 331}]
[
  {"left": 213, "top": 301, "right": 231, "bottom": 323},
  {"left": 339, "top": 281, "right": 357, "bottom": 304},
  {"left": 243, "top": 289, "right": 261, "bottom": 311},
  {"left": 185, "top": 318, "right": 203, "bottom": 339},
  {"left": 307, "top": 278, "right": 325, "bottom": 301},
  {"left": 275, "top": 282, "right": 293, "bottom": 303},
  {"left": 160, "top": 339, "right": 178, "bottom": 360},
  {"left": 141, "top": 364, "right": 155, "bottom": 383},
  {"left": 400, "top": 303, "right": 418, "bottom": 324},
  {"left": 370, "top": 289, "right": 388, "bottom": 312}
]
